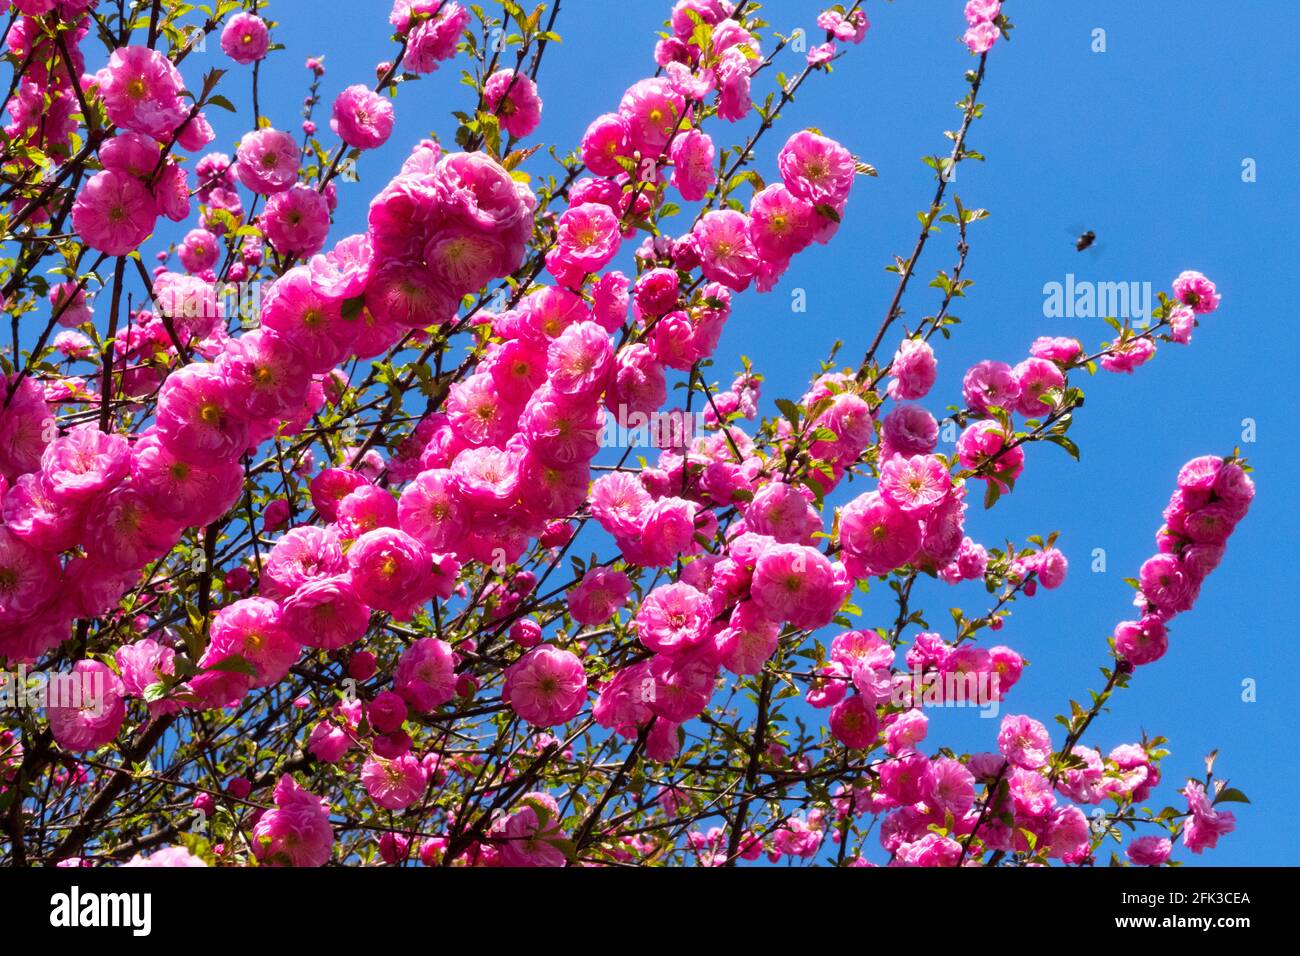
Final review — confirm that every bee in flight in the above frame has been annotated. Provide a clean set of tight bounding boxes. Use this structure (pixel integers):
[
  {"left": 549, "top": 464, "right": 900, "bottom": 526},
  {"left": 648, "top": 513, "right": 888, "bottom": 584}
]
[{"left": 1074, "top": 229, "right": 1097, "bottom": 252}]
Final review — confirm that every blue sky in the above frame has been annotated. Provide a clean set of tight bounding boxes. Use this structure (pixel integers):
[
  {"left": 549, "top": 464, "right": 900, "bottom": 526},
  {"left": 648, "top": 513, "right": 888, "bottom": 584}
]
[{"left": 79, "top": 0, "right": 1299, "bottom": 863}]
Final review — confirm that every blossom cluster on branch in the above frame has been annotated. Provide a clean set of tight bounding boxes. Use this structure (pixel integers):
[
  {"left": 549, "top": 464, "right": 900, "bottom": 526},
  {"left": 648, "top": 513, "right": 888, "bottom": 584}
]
[{"left": 0, "top": 0, "right": 1251, "bottom": 868}]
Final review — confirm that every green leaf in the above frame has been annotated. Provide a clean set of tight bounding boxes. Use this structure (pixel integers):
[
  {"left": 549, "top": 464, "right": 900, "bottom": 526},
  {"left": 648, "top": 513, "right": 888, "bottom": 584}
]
[
  {"left": 774, "top": 398, "right": 801, "bottom": 426},
  {"left": 1214, "top": 787, "right": 1250, "bottom": 805},
  {"left": 814, "top": 203, "right": 841, "bottom": 223},
  {"left": 204, "top": 655, "right": 258, "bottom": 678}
]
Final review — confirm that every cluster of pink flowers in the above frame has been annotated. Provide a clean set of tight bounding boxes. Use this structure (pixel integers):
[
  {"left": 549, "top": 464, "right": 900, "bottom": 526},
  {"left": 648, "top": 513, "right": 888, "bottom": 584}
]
[
  {"left": 390, "top": 0, "right": 471, "bottom": 74},
  {"left": 808, "top": 7, "right": 869, "bottom": 65},
  {"left": 0, "top": 0, "right": 1252, "bottom": 871},
  {"left": 1101, "top": 271, "right": 1220, "bottom": 372},
  {"left": 3, "top": 1, "right": 97, "bottom": 205},
  {"left": 962, "top": 0, "right": 1002, "bottom": 54},
  {"left": 1111, "top": 454, "right": 1253, "bottom": 666}
]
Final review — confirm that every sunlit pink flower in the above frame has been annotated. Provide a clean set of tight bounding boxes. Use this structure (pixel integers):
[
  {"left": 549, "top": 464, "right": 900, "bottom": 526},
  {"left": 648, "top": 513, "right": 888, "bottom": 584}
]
[
  {"left": 264, "top": 185, "right": 331, "bottom": 258},
  {"left": 72, "top": 170, "right": 157, "bottom": 255},
  {"left": 484, "top": 69, "right": 543, "bottom": 138},
  {"left": 394, "top": 638, "right": 457, "bottom": 712},
  {"left": 46, "top": 659, "right": 125, "bottom": 751},
  {"left": 235, "top": 127, "right": 301, "bottom": 194},
  {"left": 568, "top": 567, "right": 632, "bottom": 626},
  {"left": 221, "top": 12, "right": 270, "bottom": 64},
  {"left": 332, "top": 84, "right": 395, "bottom": 150},
  {"left": 504, "top": 645, "right": 588, "bottom": 726},
  {"left": 997, "top": 714, "right": 1052, "bottom": 770},
  {"left": 348, "top": 527, "right": 436, "bottom": 619},
  {"left": 839, "top": 491, "right": 923, "bottom": 577},
  {"left": 251, "top": 774, "right": 334, "bottom": 867},
  {"left": 887, "top": 338, "right": 937, "bottom": 400},
  {"left": 361, "top": 753, "right": 428, "bottom": 810},
  {"left": 281, "top": 575, "right": 371, "bottom": 649},
  {"left": 778, "top": 130, "right": 854, "bottom": 207},
  {"left": 670, "top": 128, "right": 715, "bottom": 201},
  {"left": 1171, "top": 270, "right": 1220, "bottom": 314}
]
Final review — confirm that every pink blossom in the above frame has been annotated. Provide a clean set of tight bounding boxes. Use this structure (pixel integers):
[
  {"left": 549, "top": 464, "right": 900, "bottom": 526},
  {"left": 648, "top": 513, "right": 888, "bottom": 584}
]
[
  {"left": 962, "top": 359, "right": 1017, "bottom": 415},
  {"left": 635, "top": 582, "right": 711, "bottom": 656},
  {"left": 2, "top": 474, "right": 84, "bottom": 553},
  {"left": 364, "top": 258, "right": 458, "bottom": 328},
  {"left": 50, "top": 281, "right": 93, "bottom": 327},
  {"left": 195, "top": 597, "right": 299, "bottom": 703},
  {"left": 777, "top": 130, "right": 855, "bottom": 207},
  {"left": 881, "top": 404, "right": 938, "bottom": 459},
  {"left": 262, "top": 526, "right": 345, "bottom": 599},
  {"left": 692, "top": 210, "right": 759, "bottom": 291},
  {"left": 40, "top": 422, "right": 130, "bottom": 505},
  {"left": 94, "top": 46, "right": 186, "bottom": 141},
  {"left": 47, "top": 659, "right": 126, "bottom": 751},
  {"left": 251, "top": 774, "right": 334, "bottom": 867},
  {"left": 1100, "top": 335, "right": 1156, "bottom": 373},
  {"left": 123, "top": 846, "right": 208, "bottom": 868},
  {"left": 115, "top": 638, "right": 178, "bottom": 713},
  {"left": 1171, "top": 270, "right": 1220, "bottom": 314},
  {"left": 1127, "top": 835, "right": 1172, "bottom": 866},
  {"left": 579, "top": 112, "right": 633, "bottom": 177},
  {"left": 748, "top": 183, "right": 816, "bottom": 260},
  {"left": 1113, "top": 616, "right": 1168, "bottom": 666},
  {"left": 504, "top": 645, "right": 588, "bottom": 726},
  {"left": 403, "top": 2, "right": 469, "bottom": 73},
  {"left": 394, "top": 638, "right": 457, "bottom": 712},
  {"left": 235, "top": 128, "right": 301, "bottom": 194},
  {"left": 1182, "top": 780, "right": 1235, "bottom": 854},
  {"left": 715, "top": 602, "right": 780, "bottom": 676},
  {"left": 887, "top": 338, "right": 937, "bottom": 400},
  {"left": 221, "top": 12, "right": 270, "bottom": 64},
  {"left": 547, "top": 202, "right": 622, "bottom": 281},
  {"left": 546, "top": 320, "right": 613, "bottom": 397},
  {"left": 839, "top": 491, "right": 923, "bottom": 577},
  {"left": 964, "top": 21, "right": 1000, "bottom": 54},
  {"left": 807, "top": 41, "right": 836, "bottom": 66},
  {"left": 670, "top": 128, "right": 715, "bottom": 201},
  {"left": 829, "top": 695, "right": 879, "bottom": 749},
  {"left": 750, "top": 543, "right": 847, "bottom": 631},
  {"left": 1012, "top": 356, "right": 1066, "bottom": 417},
  {"left": 484, "top": 69, "right": 543, "bottom": 138},
  {"left": 646, "top": 646, "right": 717, "bottom": 723},
  {"left": 361, "top": 753, "right": 428, "bottom": 810},
  {"left": 1029, "top": 336, "right": 1083, "bottom": 364},
  {"left": 494, "top": 794, "right": 568, "bottom": 867},
  {"left": 154, "top": 362, "right": 248, "bottom": 464},
  {"left": 263, "top": 185, "right": 331, "bottom": 258},
  {"left": 743, "top": 480, "right": 820, "bottom": 544},
  {"left": 83, "top": 486, "right": 183, "bottom": 570},
  {"left": 71, "top": 170, "right": 157, "bottom": 255},
  {"left": 964, "top": 0, "right": 1001, "bottom": 24},
  {"left": 618, "top": 77, "right": 686, "bottom": 154},
  {"left": 956, "top": 420, "right": 1024, "bottom": 492},
  {"left": 281, "top": 575, "right": 371, "bottom": 649},
  {"left": 348, "top": 527, "right": 437, "bottom": 619},
  {"left": 331, "top": 84, "right": 395, "bottom": 150},
  {"left": 568, "top": 568, "right": 633, "bottom": 626},
  {"left": 879, "top": 454, "right": 951, "bottom": 516},
  {"left": 997, "top": 714, "right": 1052, "bottom": 770}
]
